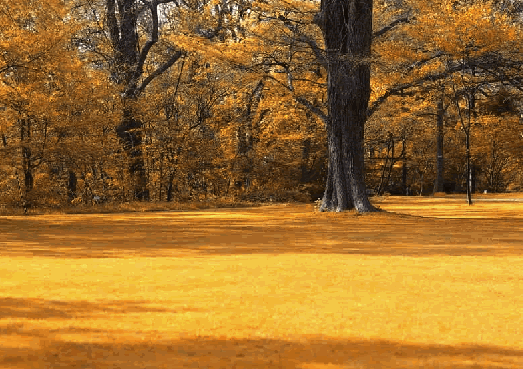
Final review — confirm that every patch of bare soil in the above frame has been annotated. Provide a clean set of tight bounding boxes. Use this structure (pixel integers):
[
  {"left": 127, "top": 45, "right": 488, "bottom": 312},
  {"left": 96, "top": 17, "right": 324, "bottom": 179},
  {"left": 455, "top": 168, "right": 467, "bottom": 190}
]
[{"left": 0, "top": 196, "right": 522, "bottom": 368}]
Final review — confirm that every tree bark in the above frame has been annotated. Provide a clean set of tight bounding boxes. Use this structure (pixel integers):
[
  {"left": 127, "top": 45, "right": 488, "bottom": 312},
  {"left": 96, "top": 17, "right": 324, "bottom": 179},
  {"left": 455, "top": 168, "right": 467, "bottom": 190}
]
[{"left": 315, "top": 0, "right": 377, "bottom": 212}]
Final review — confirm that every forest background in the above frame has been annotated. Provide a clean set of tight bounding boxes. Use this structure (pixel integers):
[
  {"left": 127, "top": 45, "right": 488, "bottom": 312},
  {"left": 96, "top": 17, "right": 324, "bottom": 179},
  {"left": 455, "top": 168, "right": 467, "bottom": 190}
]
[{"left": 1, "top": 0, "right": 522, "bottom": 214}]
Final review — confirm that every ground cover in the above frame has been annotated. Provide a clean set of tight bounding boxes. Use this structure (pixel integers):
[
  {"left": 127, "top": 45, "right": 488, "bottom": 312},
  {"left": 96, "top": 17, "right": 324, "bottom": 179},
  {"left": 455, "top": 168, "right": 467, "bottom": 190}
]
[{"left": 0, "top": 194, "right": 522, "bottom": 368}]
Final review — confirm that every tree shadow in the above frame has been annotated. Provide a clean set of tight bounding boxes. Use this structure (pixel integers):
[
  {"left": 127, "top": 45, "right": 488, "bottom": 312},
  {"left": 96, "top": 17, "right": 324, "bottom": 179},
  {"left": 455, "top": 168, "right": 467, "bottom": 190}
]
[
  {"left": 0, "top": 297, "right": 204, "bottom": 321},
  {"left": 1, "top": 203, "right": 522, "bottom": 258},
  {"left": 0, "top": 299, "right": 521, "bottom": 369}
]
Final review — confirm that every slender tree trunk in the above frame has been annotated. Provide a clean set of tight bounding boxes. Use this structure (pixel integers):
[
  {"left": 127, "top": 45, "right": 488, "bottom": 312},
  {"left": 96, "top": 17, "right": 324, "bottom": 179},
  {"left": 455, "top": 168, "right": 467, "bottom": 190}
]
[
  {"left": 378, "top": 133, "right": 395, "bottom": 195},
  {"left": 68, "top": 171, "right": 77, "bottom": 202},
  {"left": 377, "top": 136, "right": 391, "bottom": 196},
  {"left": 465, "top": 130, "right": 472, "bottom": 205},
  {"left": 15, "top": 169, "right": 27, "bottom": 214},
  {"left": 465, "top": 74, "right": 475, "bottom": 205},
  {"left": 315, "top": 0, "right": 377, "bottom": 213},
  {"left": 159, "top": 152, "right": 163, "bottom": 201},
  {"left": 233, "top": 79, "right": 264, "bottom": 194},
  {"left": 471, "top": 164, "right": 476, "bottom": 194},
  {"left": 301, "top": 138, "right": 312, "bottom": 183},
  {"left": 19, "top": 117, "right": 33, "bottom": 213},
  {"left": 166, "top": 171, "right": 176, "bottom": 202},
  {"left": 402, "top": 139, "right": 408, "bottom": 195},
  {"left": 384, "top": 136, "right": 394, "bottom": 193},
  {"left": 433, "top": 98, "right": 445, "bottom": 194}
]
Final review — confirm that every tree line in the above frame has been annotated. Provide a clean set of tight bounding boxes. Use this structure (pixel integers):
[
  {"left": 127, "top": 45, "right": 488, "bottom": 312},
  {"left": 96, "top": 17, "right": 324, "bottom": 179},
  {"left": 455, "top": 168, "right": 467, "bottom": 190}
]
[{"left": 0, "top": 0, "right": 522, "bottom": 213}]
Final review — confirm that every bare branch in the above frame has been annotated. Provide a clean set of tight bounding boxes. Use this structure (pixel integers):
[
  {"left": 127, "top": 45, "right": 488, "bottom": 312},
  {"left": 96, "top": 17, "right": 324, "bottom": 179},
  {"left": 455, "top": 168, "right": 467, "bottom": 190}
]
[{"left": 132, "top": 0, "right": 159, "bottom": 81}]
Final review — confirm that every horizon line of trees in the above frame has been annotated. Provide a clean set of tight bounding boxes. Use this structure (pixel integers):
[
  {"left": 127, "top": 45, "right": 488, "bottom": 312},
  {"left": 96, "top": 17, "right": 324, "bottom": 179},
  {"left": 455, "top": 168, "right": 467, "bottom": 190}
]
[{"left": 0, "top": 0, "right": 522, "bottom": 213}]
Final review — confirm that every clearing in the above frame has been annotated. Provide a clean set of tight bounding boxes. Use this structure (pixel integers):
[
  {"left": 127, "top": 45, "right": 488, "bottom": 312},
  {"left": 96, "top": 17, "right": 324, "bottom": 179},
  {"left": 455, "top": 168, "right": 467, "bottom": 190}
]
[{"left": 0, "top": 194, "right": 522, "bottom": 368}]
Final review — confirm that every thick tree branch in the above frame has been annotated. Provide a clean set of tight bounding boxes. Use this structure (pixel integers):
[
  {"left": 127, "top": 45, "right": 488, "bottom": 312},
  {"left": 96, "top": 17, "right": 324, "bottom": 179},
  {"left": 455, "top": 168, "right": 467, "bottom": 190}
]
[
  {"left": 264, "top": 73, "right": 327, "bottom": 123},
  {"left": 373, "top": 15, "right": 412, "bottom": 39},
  {"left": 278, "top": 14, "right": 328, "bottom": 69},
  {"left": 133, "top": 50, "right": 185, "bottom": 96},
  {"left": 369, "top": 52, "right": 523, "bottom": 117},
  {"left": 405, "top": 51, "right": 445, "bottom": 73},
  {"left": 295, "top": 34, "right": 327, "bottom": 69},
  {"left": 295, "top": 96, "right": 328, "bottom": 124},
  {"left": 368, "top": 63, "right": 465, "bottom": 117},
  {"left": 131, "top": 0, "right": 159, "bottom": 86}
]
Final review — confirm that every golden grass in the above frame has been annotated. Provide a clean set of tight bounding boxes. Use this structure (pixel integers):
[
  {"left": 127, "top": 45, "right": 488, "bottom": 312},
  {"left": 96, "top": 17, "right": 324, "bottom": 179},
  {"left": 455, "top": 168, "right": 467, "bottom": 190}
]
[
  {"left": 1, "top": 194, "right": 522, "bottom": 368},
  {"left": 0, "top": 196, "right": 263, "bottom": 217}
]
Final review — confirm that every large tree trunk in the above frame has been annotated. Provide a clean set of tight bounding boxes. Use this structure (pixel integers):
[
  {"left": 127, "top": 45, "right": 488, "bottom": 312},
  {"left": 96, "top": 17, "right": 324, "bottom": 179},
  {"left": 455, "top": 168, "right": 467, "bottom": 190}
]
[
  {"left": 107, "top": 0, "right": 148, "bottom": 201},
  {"left": 315, "top": 0, "right": 377, "bottom": 212}
]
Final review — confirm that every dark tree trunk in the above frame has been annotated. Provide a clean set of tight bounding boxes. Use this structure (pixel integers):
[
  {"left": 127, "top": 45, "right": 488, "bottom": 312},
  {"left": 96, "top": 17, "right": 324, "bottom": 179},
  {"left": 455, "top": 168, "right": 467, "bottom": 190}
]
[
  {"left": 377, "top": 133, "right": 394, "bottom": 195},
  {"left": 384, "top": 136, "right": 395, "bottom": 193},
  {"left": 301, "top": 138, "right": 312, "bottom": 183},
  {"left": 109, "top": 0, "right": 148, "bottom": 201},
  {"left": 433, "top": 98, "right": 445, "bottom": 194},
  {"left": 465, "top": 129, "right": 472, "bottom": 205},
  {"left": 315, "top": 0, "right": 377, "bottom": 212},
  {"left": 471, "top": 164, "right": 476, "bottom": 194},
  {"left": 19, "top": 117, "right": 34, "bottom": 213},
  {"left": 67, "top": 170, "right": 77, "bottom": 201},
  {"left": 166, "top": 172, "right": 176, "bottom": 202},
  {"left": 233, "top": 79, "right": 264, "bottom": 193},
  {"left": 106, "top": 0, "right": 183, "bottom": 201},
  {"left": 159, "top": 152, "right": 163, "bottom": 201},
  {"left": 376, "top": 137, "right": 390, "bottom": 196},
  {"left": 116, "top": 107, "right": 149, "bottom": 201},
  {"left": 401, "top": 139, "right": 408, "bottom": 195},
  {"left": 21, "top": 118, "right": 33, "bottom": 192}
]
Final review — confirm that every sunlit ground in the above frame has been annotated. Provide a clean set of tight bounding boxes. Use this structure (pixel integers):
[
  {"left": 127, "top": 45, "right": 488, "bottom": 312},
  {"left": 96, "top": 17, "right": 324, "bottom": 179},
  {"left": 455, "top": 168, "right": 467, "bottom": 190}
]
[{"left": 1, "top": 194, "right": 522, "bottom": 368}]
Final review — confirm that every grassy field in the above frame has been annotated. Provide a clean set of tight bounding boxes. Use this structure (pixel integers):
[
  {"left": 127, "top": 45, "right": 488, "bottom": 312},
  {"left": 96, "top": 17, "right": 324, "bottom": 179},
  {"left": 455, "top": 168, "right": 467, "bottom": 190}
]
[{"left": 1, "top": 194, "right": 522, "bottom": 368}]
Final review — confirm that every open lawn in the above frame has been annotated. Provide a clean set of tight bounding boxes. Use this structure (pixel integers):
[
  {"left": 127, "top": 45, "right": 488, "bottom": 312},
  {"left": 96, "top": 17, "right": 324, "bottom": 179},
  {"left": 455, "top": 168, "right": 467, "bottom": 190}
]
[{"left": 1, "top": 194, "right": 522, "bottom": 368}]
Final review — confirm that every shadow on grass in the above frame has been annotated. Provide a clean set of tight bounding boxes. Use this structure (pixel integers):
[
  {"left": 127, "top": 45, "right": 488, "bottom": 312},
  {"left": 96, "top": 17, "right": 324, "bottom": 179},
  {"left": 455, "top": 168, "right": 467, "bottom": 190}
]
[
  {"left": 1, "top": 203, "right": 523, "bottom": 258},
  {"left": 0, "top": 297, "right": 521, "bottom": 369},
  {"left": 0, "top": 297, "right": 203, "bottom": 321}
]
